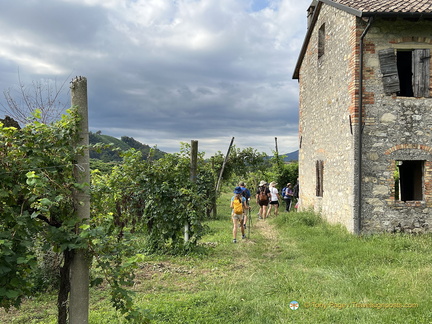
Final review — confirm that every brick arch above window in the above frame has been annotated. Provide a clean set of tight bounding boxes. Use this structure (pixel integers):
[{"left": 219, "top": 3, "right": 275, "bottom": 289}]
[
  {"left": 389, "top": 36, "right": 432, "bottom": 46},
  {"left": 385, "top": 144, "right": 432, "bottom": 155}
]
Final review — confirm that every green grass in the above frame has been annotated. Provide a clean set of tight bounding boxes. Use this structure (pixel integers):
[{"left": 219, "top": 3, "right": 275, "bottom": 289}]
[{"left": 1, "top": 192, "right": 432, "bottom": 323}]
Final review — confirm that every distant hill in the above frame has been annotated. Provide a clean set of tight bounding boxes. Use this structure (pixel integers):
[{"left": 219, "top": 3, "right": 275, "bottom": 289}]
[
  {"left": 281, "top": 150, "right": 298, "bottom": 162},
  {"left": 264, "top": 150, "right": 298, "bottom": 162},
  {"left": 89, "top": 132, "right": 167, "bottom": 162}
]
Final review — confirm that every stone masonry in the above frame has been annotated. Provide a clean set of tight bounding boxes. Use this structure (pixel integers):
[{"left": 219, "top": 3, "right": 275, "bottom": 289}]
[
  {"left": 362, "top": 19, "right": 432, "bottom": 233},
  {"left": 298, "top": 4, "right": 358, "bottom": 232}
]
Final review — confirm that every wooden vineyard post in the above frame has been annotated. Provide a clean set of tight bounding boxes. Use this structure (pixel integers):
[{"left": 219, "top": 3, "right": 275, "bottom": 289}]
[
  {"left": 186, "top": 140, "right": 198, "bottom": 242},
  {"left": 70, "top": 76, "right": 90, "bottom": 324}
]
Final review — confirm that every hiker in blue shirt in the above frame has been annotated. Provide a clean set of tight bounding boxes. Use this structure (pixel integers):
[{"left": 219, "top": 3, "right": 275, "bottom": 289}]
[
  {"left": 238, "top": 181, "right": 251, "bottom": 229},
  {"left": 282, "top": 183, "right": 294, "bottom": 212}
]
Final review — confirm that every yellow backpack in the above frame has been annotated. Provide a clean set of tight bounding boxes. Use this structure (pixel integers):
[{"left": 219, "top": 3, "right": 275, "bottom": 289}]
[{"left": 232, "top": 197, "right": 243, "bottom": 214}]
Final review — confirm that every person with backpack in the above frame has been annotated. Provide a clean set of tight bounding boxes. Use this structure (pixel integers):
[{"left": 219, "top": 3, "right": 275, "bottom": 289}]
[
  {"left": 282, "top": 183, "right": 294, "bottom": 212},
  {"left": 267, "top": 181, "right": 280, "bottom": 217},
  {"left": 238, "top": 181, "right": 251, "bottom": 229},
  {"left": 230, "top": 186, "right": 248, "bottom": 243},
  {"left": 256, "top": 180, "right": 270, "bottom": 220}
]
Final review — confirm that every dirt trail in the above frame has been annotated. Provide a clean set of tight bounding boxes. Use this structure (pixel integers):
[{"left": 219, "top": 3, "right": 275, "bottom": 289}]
[
  {"left": 253, "top": 218, "right": 278, "bottom": 241},
  {"left": 243, "top": 207, "right": 281, "bottom": 246}
]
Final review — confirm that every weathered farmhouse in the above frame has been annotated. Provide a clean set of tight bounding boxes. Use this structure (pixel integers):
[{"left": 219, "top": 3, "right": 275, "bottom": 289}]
[{"left": 293, "top": 0, "right": 432, "bottom": 234}]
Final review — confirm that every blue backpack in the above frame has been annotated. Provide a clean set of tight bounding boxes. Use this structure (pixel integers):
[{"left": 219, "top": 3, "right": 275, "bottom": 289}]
[{"left": 241, "top": 187, "right": 251, "bottom": 200}]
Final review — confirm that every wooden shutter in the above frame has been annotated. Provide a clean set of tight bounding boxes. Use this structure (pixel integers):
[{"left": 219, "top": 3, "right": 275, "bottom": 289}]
[
  {"left": 412, "top": 49, "right": 430, "bottom": 98},
  {"left": 378, "top": 48, "right": 400, "bottom": 95}
]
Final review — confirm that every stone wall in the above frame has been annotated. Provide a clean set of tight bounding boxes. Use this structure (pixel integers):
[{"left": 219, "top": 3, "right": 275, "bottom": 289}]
[
  {"left": 298, "top": 4, "right": 358, "bottom": 232},
  {"left": 361, "top": 18, "right": 432, "bottom": 233}
]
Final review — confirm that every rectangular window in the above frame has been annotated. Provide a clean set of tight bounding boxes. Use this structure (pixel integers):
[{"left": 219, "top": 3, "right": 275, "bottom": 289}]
[
  {"left": 396, "top": 160, "right": 424, "bottom": 201},
  {"left": 318, "top": 24, "right": 325, "bottom": 59},
  {"left": 316, "top": 160, "right": 324, "bottom": 197},
  {"left": 379, "top": 48, "right": 430, "bottom": 97}
]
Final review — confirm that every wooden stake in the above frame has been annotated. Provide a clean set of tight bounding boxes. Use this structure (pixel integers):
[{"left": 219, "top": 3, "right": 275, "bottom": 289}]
[{"left": 70, "top": 76, "right": 90, "bottom": 324}]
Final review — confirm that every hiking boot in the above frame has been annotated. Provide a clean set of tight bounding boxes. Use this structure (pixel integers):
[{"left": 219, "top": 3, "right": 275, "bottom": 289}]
[
  {"left": 233, "top": 239, "right": 237, "bottom": 243},
  {"left": 242, "top": 235, "right": 246, "bottom": 239}
]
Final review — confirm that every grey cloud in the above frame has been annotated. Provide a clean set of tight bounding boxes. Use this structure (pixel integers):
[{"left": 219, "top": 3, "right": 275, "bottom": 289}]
[{"left": 0, "top": 0, "right": 310, "bottom": 156}]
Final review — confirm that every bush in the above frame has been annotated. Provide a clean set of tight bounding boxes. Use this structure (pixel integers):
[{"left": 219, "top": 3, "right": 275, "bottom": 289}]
[{"left": 29, "top": 237, "right": 62, "bottom": 293}]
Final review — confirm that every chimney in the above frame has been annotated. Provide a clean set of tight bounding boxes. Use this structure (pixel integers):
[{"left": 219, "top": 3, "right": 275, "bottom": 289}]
[{"left": 307, "top": 1, "right": 318, "bottom": 29}]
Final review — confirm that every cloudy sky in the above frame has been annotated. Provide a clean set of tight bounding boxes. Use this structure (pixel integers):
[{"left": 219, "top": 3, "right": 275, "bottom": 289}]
[{"left": 0, "top": 0, "right": 311, "bottom": 157}]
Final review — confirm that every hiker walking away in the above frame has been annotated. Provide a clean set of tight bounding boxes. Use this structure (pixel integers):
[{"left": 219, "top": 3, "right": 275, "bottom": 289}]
[
  {"left": 281, "top": 183, "right": 287, "bottom": 204},
  {"left": 256, "top": 181, "right": 270, "bottom": 220},
  {"left": 282, "top": 183, "right": 294, "bottom": 212},
  {"left": 239, "top": 181, "right": 251, "bottom": 229},
  {"left": 230, "top": 186, "right": 248, "bottom": 243},
  {"left": 267, "top": 181, "right": 280, "bottom": 217}
]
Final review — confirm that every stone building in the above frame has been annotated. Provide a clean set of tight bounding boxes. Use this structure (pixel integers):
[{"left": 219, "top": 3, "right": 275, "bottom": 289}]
[{"left": 292, "top": 0, "right": 432, "bottom": 234}]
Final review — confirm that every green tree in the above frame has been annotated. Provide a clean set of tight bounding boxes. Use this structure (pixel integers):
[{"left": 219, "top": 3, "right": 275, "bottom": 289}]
[
  {"left": 226, "top": 149, "right": 298, "bottom": 195},
  {"left": 0, "top": 74, "right": 70, "bottom": 125},
  {"left": 210, "top": 146, "right": 268, "bottom": 190},
  {"left": 269, "top": 152, "right": 298, "bottom": 186}
]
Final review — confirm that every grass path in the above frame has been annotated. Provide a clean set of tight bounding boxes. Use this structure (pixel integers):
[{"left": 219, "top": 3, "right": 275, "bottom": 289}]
[
  {"left": 131, "top": 210, "right": 305, "bottom": 324},
  {"left": 254, "top": 217, "right": 277, "bottom": 240}
]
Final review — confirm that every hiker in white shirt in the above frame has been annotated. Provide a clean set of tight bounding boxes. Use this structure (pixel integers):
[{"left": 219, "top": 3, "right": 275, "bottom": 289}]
[{"left": 266, "top": 181, "right": 280, "bottom": 218}]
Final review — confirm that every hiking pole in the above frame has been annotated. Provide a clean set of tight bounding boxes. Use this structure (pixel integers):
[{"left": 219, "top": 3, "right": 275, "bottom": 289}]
[{"left": 248, "top": 205, "right": 252, "bottom": 238}]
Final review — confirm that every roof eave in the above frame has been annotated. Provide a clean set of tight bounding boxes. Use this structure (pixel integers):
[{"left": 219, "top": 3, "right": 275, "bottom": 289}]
[
  {"left": 292, "top": 1, "right": 432, "bottom": 80},
  {"left": 362, "top": 12, "right": 432, "bottom": 18},
  {"left": 320, "top": 0, "right": 363, "bottom": 17},
  {"left": 321, "top": 0, "right": 432, "bottom": 18}
]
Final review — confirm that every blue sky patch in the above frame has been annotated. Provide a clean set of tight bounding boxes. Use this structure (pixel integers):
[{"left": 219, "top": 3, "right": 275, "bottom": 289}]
[{"left": 250, "top": 0, "right": 269, "bottom": 12}]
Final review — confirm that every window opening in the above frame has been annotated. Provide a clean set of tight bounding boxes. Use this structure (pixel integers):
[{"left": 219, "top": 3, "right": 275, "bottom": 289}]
[
  {"left": 318, "top": 24, "right": 325, "bottom": 59},
  {"left": 378, "top": 48, "right": 430, "bottom": 97},
  {"left": 316, "top": 160, "right": 324, "bottom": 197},
  {"left": 397, "top": 51, "right": 414, "bottom": 97},
  {"left": 395, "top": 160, "right": 424, "bottom": 201}
]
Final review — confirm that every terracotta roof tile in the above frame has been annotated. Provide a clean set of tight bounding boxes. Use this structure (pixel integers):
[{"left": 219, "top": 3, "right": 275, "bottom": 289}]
[{"left": 329, "top": 0, "right": 432, "bottom": 14}]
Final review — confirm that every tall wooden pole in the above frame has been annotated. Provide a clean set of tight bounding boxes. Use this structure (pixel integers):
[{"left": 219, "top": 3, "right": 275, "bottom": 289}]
[
  {"left": 211, "top": 137, "right": 234, "bottom": 218},
  {"left": 215, "top": 137, "right": 235, "bottom": 192},
  {"left": 70, "top": 76, "right": 90, "bottom": 324},
  {"left": 275, "top": 136, "right": 283, "bottom": 169},
  {"left": 211, "top": 158, "right": 217, "bottom": 218},
  {"left": 186, "top": 140, "right": 198, "bottom": 242}
]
